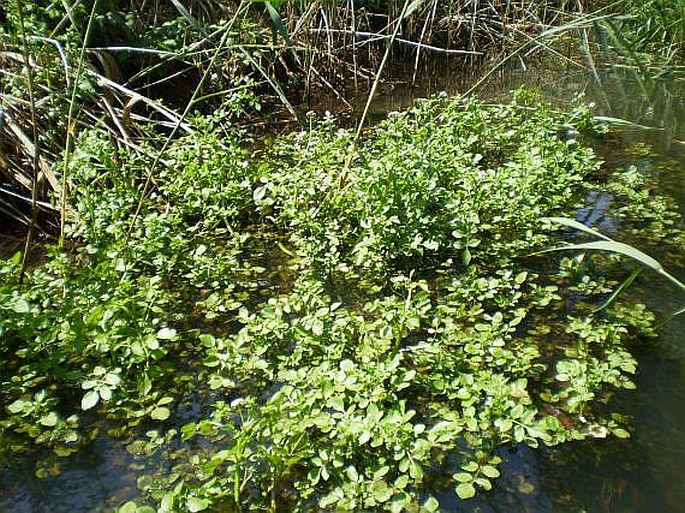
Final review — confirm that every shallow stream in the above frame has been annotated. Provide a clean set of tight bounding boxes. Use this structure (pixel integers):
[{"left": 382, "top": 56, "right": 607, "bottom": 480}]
[{"left": 1, "top": 55, "right": 683, "bottom": 512}]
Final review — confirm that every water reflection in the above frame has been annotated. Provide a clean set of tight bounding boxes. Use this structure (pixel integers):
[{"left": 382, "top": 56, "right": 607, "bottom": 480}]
[
  {"left": 437, "top": 445, "right": 556, "bottom": 513},
  {"left": 0, "top": 438, "right": 140, "bottom": 513}
]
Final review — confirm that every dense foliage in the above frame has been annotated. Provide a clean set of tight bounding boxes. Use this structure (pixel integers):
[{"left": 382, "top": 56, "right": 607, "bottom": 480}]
[
  {"left": 2, "top": 0, "right": 683, "bottom": 229},
  {"left": 2, "top": 92, "right": 681, "bottom": 511},
  {"left": 603, "top": 0, "right": 685, "bottom": 67}
]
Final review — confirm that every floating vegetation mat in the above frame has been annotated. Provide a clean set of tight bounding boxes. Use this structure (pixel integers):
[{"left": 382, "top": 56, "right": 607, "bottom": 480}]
[{"left": 1, "top": 91, "right": 683, "bottom": 512}]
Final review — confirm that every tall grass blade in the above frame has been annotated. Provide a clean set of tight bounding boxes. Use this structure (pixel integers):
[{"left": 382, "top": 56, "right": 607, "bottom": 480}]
[
  {"left": 60, "top": 0, "right": 99, "bottom": 242},
  {"left": 544, "top": 217, "right": 685, "bottom": 297},
  {"left": 238, "top": 47, "right": 297, "bottom": 119},
  {"left": 543, "top": 240, "right": 664, "bottom": 272},
  {"left": 353, "top": 0, "right": 413, "bottom": 144},
  {"left": 543, "top": 216, "right": 613, "bottom": 241},
  {"left": 264, "top": 1, "right": 295, "bottom": 51},
  {"left": 15, "top": 0, "right": 41, "bottom": 281},
  {"left": 170, "top": 0, "right": 205, "bottom": 34}
]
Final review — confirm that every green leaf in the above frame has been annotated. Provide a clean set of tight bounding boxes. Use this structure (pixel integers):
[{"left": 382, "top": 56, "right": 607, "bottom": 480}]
[
  {"left": 194, "top": 244, "right": 207, "bottom": 258},
  {"left": 104, "top": 373, "right": 122, "bottom": 386},
  {"left": 592, "top": 267, "right": 642, "bottom": 313},
  {"left": 157, "top": 327, "right": 177, "bottom": 340},
  {"left": 39, "top": 411, "right": 59, "bottom": 427},
  {"left": 160, "top": 494, "right": 175, "bottom": 512},
  {"left": 544, "top": 240, "right": 663, "bottom": 272},
  {"left": 453, "top": 472, "right": 472, "bottom": 483},
  {"left": 12, "top": 298, "right": 30, "bottom": 313},
  {"left": 481, "top": 465, "right": 500, "bottom": 479},
  {"left": 186, "top": 497, "right": 209, "bottom": 512},
  {"left": 409, "top": 460, "right": 424, "bottom": 480},
  {"left": 253, "top": 186, "right": 266, "bottom": 201},
  {"left": 264, "top": 1, "right": 295, "bottom": 51},
  {"left": 151, "top": 406, "right": 171, "bottom": 421},
  {"left": 541, "top": 218, "right": 685, "bottom": 293},
  {"left": 311, "top": 319, "right": 324, "bottom": 336},
  {"left": 462, "top": 248, "right": 472, "bottom": 266},
  {"left": 542, "top": 217, "right": 613, "bottom": 241},
  {"left": 81, "top": 390, "right": 100, "bottom": 410},
  {"left": 422, "top": 496, "right": 440, "bottom": 512},
  {"left": 7, "top": 399, "right": 25, "bottom": 414},
  {"left": 118, "top": 502, "right": 138, "bottom": 513},
  {"left": 613, "top": 428, "right": 630, "bottom": 439},
  {"left": 82, "top": 379, "right": 98, "bottom": 390},
  {"left": 340, "top": 359, "right": 354, "bottom": 372},
  {"left": 371, "top": 480, "right": 392, "bottom": 503},
  {"left": 456, "top": 482, "right": 476, "bottom": 500},
  {"left": 99, "top": 385, "right": 112, "bottom": 401}
]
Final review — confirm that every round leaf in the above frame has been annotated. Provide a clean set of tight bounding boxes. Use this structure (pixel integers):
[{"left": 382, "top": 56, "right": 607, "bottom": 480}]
[
  {"left": 151, "top": 406, "right": 171, "bottom": 421},
  {"left": 456, "top": 482, "right": 476, "bottom": 500},
  {"left": 187, "top": 497, "right": 209, "bottom": 512},
  {"left": 12, "top": 298, "right": 30, "bottom": 313},
  {"left": 157, "top": 327, "right": 177, "bottom": 340},
  {"left": 423, "top": 496, "right": 440, "bottom": 512},
  {"left": 39, "top": 412, "right": 59, "bottom": 427}
]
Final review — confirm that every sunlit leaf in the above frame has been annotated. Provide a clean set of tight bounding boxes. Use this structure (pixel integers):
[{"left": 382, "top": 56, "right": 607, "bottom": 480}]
[
  {"left": 12, "top": 298, "right": 30, "bottom": 313},
  {"left": 186, "top": 498, "right": 209, "bottom": 512},
  {"left": 39, "top": 412, "right": 58, "bottom": 427},
  {"left": 542, "top": 216, "right": 612, "bottom": 241},
  {"left": 81, "top": 390, "right": 100, "bottom": 410},
  {"left": 157, "top": 327, "right": 177, "bottom": 340},
  {"left": 423, "top": 496, "right": 440, "bottom": 512},
  {"left": 151, "top": 406, "right": 171, "bottom": 421},
  {"left": 456, "top": 482, "right": 476, "bottom": 499}
]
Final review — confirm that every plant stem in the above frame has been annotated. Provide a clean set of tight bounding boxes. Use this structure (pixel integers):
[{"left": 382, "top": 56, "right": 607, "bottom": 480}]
[
  {"left": 340, "top": 0, "right": 412, "bottom": 182},
  {"left": 60, "top": 0, "right": 99, "bottom": 244},
  {"left": 15, "top": 0, "right": 41, "bottom": 282},
  {"left": 124, "top": 1, "right": 251, "bottom": 244}
]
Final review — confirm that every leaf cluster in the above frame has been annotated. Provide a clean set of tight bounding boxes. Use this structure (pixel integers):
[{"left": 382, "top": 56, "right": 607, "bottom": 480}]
[{"left": 0, "top": 92, "right": 677, "bottom": 511}]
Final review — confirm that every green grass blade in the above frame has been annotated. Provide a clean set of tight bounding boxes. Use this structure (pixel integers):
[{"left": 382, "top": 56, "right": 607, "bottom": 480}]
[
  {"left": 264, "top": 1, "right": 295, "bottom": 50},
  {"left": 170, "top": 0, "right": 205, "bottom": 34},
  {"left": 543, "top": 216, "right": 685, "bottom": 295},
  {"left": 238, "top": 46, "right": 297, "bottom": 119},
  {"left": 543, "top": 240, "right": 664, "bottom": 271},
  {"left": 543, "top": 216, "right": 613, "bottom": 241},
  {"left": 592, "top": 267, "right": 642, "bottom": 313}
]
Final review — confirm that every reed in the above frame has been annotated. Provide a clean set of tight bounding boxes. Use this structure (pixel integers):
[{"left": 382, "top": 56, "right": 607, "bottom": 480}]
[
  {"left": 1, "top": 0, "right": 681, "bottom": 231},
  {"left": 601, "top": 0, "right": 685, "bottom": 68},
  {"left": 13, "top": 0, "right": 40, "bottom": 281}
]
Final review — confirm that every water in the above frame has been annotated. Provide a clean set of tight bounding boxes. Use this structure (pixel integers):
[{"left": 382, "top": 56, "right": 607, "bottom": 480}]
[
  {"left": 1, "top": 57, "right": 683, "bottom": 512},
  {"left": 0, "top": 438, "right": 139, "bottom": 512}
]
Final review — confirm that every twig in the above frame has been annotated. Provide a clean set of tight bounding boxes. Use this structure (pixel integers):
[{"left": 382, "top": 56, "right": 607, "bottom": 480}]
[{"left": 309, "top": 28, "right": 482, "bottom": 55}]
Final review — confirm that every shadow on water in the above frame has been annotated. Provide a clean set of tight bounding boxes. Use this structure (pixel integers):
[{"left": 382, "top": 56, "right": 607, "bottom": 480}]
[{"left": 1, "top": 55, "right": 683, "bottom": 512}]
